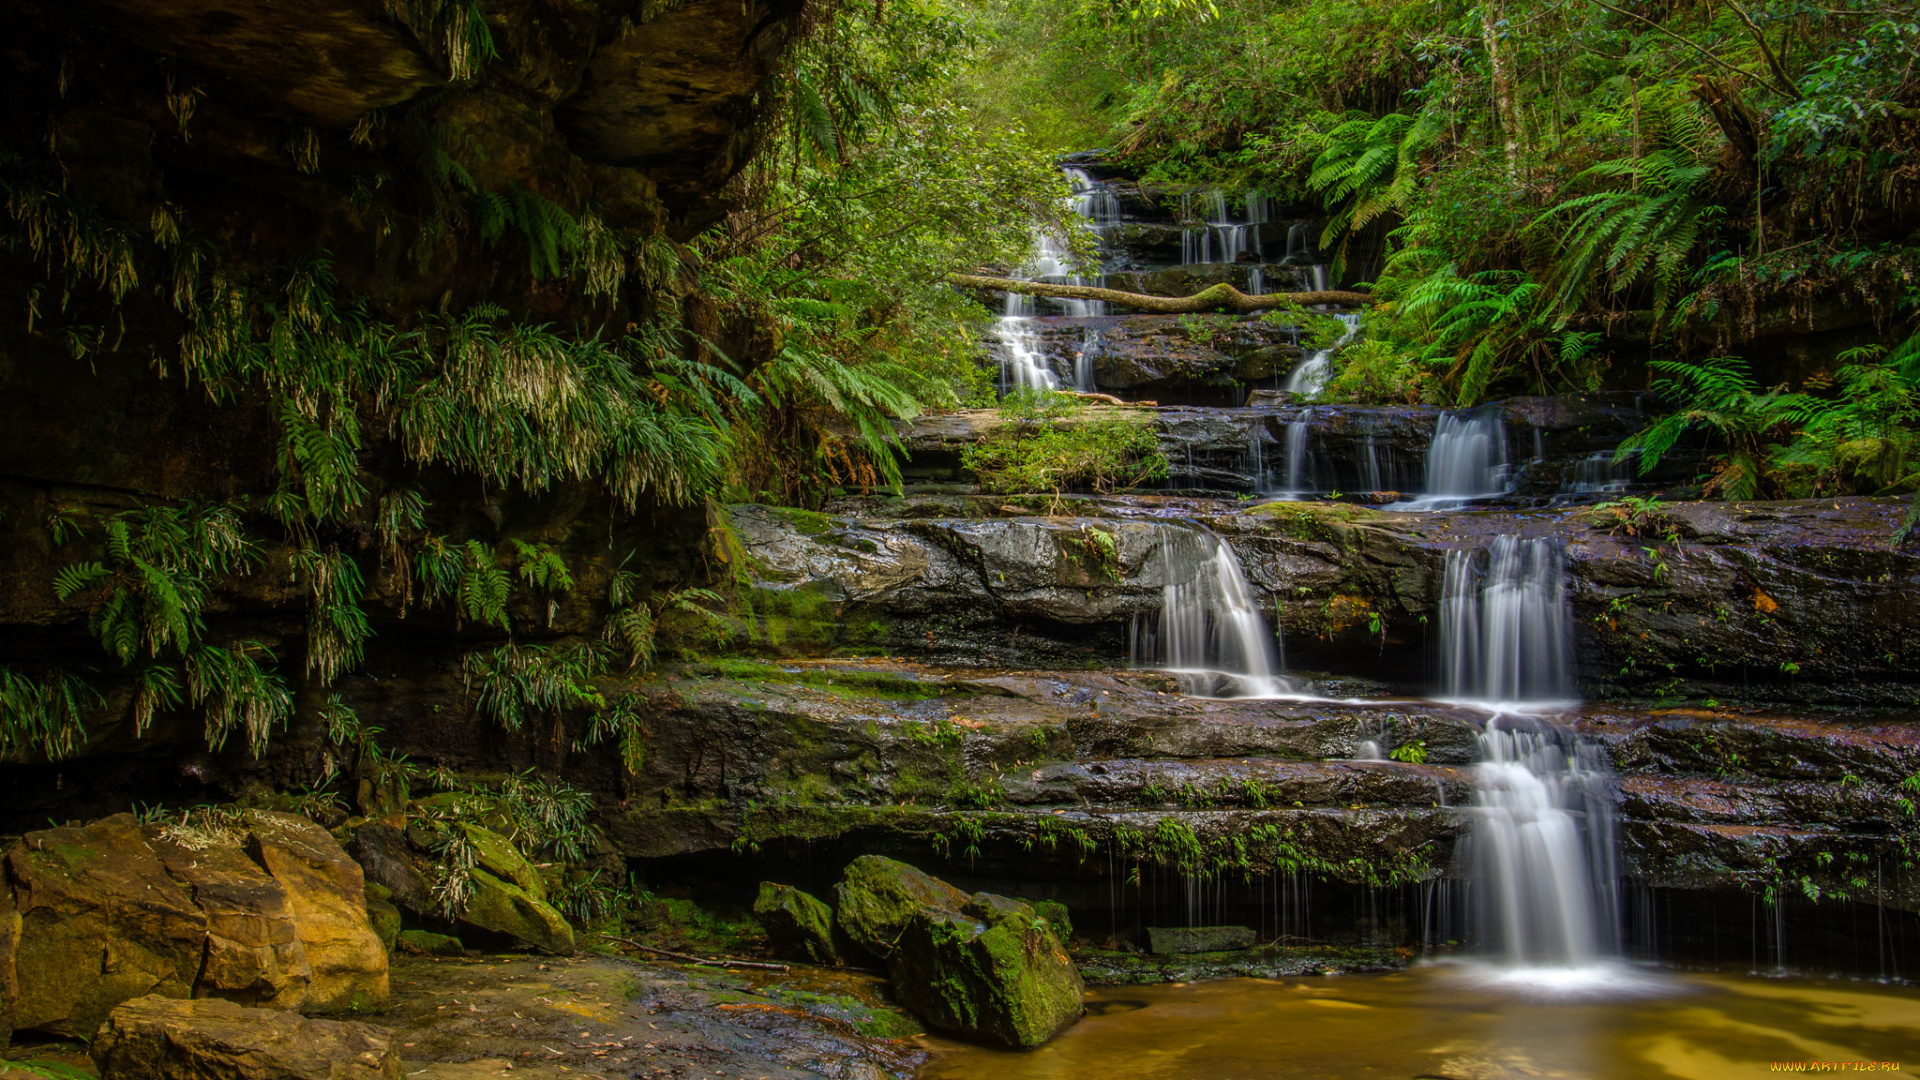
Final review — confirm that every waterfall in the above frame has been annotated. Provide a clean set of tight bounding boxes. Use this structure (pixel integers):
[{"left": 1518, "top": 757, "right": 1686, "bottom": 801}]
[
  {"left": 993, "top": 315, "right": 1056, "bottom": 392},
  {"left": 1466, "top": 717, "right": 1621, "bottom": 969},
  {"left": 1130, "top": 524, "right": 1292, "bottom": 698},
  {"left": 1361, "top": 435, "right": 1383, "bottom": 492},
  {"left": 1282, "top": 410, "right": 1314, "bottom": 495},
  {"left": 1064, "top": 167, "right": 1121, "bottom": 230},
  {"left": 1074, "top": 329, "right": 1101, "bottom": 393},
  {"left": 1563, "top": 449, "right": 1636, "bottom": 495},
  {"left": 1247, "top": 267, "right": 1265, "bottom": 296},
  {"left": 1281, "top": 311, "right": 1360, "bottom": 398},
  {"left": 1282, "top": 223, "right": 1314, "bottom": 266},
  {"left": 1391, "top": 407, "right": 1510, "bottom": 509},
  {"left": 1182, "top": 190, "right": 1266, "bottom": 265},
  {"left": 1438, "top": 536, "right": 1575, "bottom": 706}
]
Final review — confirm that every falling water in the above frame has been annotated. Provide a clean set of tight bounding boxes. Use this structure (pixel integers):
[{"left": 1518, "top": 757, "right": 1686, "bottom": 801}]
[
  {"left": 1282, "top": 410, "right": 1314, "bottom": 496},
  {"left": 1281, "top": 311, "right": 1360, "bottom": 397},
  {"left": 1064, "top": 167, "right": 1122, "bottom": 230},
  {"left": 1439, "top": 536, "right": 1575, "bottom": 706},
  {"left": 1182, "top": 190, "right": 1267, "bottom": 265},
  {"left": 1466, "top": 717, "right": 1621, "bottom": 969},
  {"left": 1388, "top": 408, "right": 1511, "bottom": 509},
  {"left": 993, "top": 311, "right": 1057, "bottom": 392},
  {"left": 1130, "top": 524, "right": 1292, "bottom": 698},
  {"left": 1074, "top": 329, "right": 1101, "bottom": 393}
]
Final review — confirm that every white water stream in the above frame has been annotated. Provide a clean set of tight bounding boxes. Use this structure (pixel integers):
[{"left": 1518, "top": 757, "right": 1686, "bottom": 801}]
[{"left": 1130, "top": 524, "right": 1293, "bottom": 698}]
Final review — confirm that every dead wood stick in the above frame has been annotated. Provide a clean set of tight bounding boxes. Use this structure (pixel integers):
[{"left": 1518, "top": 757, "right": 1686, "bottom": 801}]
[{"left": 591, "top": 930, "right": 787, "bottom": 972}]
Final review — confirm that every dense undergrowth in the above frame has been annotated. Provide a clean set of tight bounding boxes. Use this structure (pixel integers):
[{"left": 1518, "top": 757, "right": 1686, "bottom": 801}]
[{"left": 960, "top": 0, "right": 1920, "bottom": 515}]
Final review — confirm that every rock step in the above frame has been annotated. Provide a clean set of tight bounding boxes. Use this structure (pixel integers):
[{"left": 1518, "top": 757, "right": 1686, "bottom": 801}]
[{"left": 1001, "top": 756, "right": 1469, "bottom": 810}]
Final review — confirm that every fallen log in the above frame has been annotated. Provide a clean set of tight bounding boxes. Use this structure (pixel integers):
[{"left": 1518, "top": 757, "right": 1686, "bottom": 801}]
[{"left": 950, "top": 273, "right": 1372, "bottom": 313}]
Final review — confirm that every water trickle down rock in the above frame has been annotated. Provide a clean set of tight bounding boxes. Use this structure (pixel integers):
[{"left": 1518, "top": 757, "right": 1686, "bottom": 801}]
[{"left": 1130, "top": 524, "right": 1293, "bottom": 698}]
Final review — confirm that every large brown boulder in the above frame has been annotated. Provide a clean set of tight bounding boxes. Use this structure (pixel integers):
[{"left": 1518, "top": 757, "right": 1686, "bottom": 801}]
[
  {"left": 243, "top": 812, "right": 390, "bottom": 1012},
  {"left": 0, "top": 811, "right": 390, "bottom": 1041},
  {"left": 5, "top": 815, "right": 206, "bottom": 1038},
  {"left": 92, "top": 995, "right": 400, "bottom": 1080},
  {"left": 152, "top": 837, "right": 312, "bottom": 1009}
]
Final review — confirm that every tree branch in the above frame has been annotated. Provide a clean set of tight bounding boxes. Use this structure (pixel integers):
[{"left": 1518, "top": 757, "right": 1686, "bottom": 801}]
[
  {"left": 951, "top": 274, "right": 1372, "bottom": 313},
  {"left": 1723, "top": 0, "right": 1804, "bottom": 100},
  {"left": 1585, "top": 0, "right": 1785, "bottom": 93}
]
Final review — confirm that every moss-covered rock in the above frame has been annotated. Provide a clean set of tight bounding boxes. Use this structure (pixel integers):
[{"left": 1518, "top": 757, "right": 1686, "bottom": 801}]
[
  {"left": 833, "top": 856, "right": 968, "bottom": 960},
  {"left": 461, "top": 869, "right": 575, "bottom": 955},
  {"left": 1032, "top": 900, "right": 1074, "bottom": 942},
  {"left": 363, "top": 886, "right": 401, "bottom": 956},
  {"left": 396, "top": 931, "right": 465, "bottom": 958},
  {"left": 887, "top": 891, "right": 1083, "bottom": 1050},
  {"left": 752, "top": 883, "right": 839, "bottom": 966},
  {"left": 460, "top": 825, "right": 547, "bottom": 901},
  {"left": 1146, "top": 925, "right": 1256, "bottom": 954}
]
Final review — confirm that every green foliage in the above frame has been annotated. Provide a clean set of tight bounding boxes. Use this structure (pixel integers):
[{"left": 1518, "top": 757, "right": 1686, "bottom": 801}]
[
  {"left": 578, "top": 691, "right": 648, "bottom": 776},
  {"left": 464, "top": 641, "right": 608, "bottom": 732},
  {"left": 185, "top": 641, "right": 294, "bottom": 756},
  {"left": 1538, "top": 149, "right": 1719, "bottom": 325},
  {"left": 1388, "top": 740, "right": 1427, "bottom": 764},
  {"left": 962, "top": 390, "right": 1168, "bottom": 496},
  {"left": 0, "top": 666, "right": 99, "bottom": 759},
  {"left": 292, "top": 549, "right": 372, "bottom": 685},
  {"left": 53, "top": 503, "right": 258, "bottom": 666},
  {"left": 1307, "top": 111, "right": 1442, "bottom": 270},
  {"left": 1063, "top": 523, "right": 1122, "bottom": 580},
  {"left": 416, "top": 538, "right": 512, "bottom": 630}
]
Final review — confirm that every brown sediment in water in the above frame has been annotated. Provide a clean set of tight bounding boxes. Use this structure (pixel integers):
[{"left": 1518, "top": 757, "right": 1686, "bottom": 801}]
[{"left": 917, "top": 966, "right": 1920, "bottom": 1080}]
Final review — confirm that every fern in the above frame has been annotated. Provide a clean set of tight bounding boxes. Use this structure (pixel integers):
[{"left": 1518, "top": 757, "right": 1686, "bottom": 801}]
[
  {"left": 1536, "top": 150, "right": 1719, "bottom": 325},
  {"left": 463, "top": 642, "right": 607, "bottom": 732},
  {"left": 0, "top": 667, "right": 99, "bottom": 759},
  {"left": 292, "top": 548, "right": 373, "bottom": 685},
  {"left": 1307, "top": 110, "right": 1442, "bottom": 272},
  {"left": 185, "top": 641, "right": 293, "bottom": 756},
  {"left": 53, "top": 504, "right": 260, "bottom": 666}
]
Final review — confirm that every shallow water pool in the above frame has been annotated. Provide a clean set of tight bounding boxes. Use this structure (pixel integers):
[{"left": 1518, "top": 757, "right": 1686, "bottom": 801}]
[{"left": 918, "top": 963, "right": 1920, "bottom": 1079}]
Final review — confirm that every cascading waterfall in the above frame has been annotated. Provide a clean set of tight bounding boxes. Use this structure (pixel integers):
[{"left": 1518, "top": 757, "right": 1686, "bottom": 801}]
[
  {"left": 1439, "top": 537, "right": 1624, "bottom": 975},
  {"left": 1182, "top": 190, "right": 1267, "bottom": 265},
  {"left": 1390, "top": 407, "right": 1511, "bottom": 509},
  {"left": 1282, "top": 409, "right": 1314, "bottom": 496},
  {"left": 1280, "top": 311, "right": 1360, "bottom": 398},
  {"left": 1074, "top": 329, "right": 1101, "bottom": 393},
  {"left": 995, "top": 168, "right": 1117, "bottom": 392},
  {"left": 1438, "top": 535, "right": 1575, "bottom": 705},
  {"left": 1130, "top": 524, "right": 1293, "bottom": 698},
  {"left": 1466, "top": 718, "right": 1621, "bottom": 969}
]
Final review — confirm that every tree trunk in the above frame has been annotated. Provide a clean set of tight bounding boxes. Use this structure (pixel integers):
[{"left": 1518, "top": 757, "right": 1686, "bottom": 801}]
[
  {"left": 1482, "top": 1, "right": 1524, "bottom": 175},
  {"left": 950, "top": 274, "right": 1372, "bottom": 313}
]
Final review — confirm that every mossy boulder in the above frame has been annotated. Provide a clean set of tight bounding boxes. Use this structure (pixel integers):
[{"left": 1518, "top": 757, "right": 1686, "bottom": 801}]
[
  {"left": 1032, "top": 900, "right": 1074, "bottom": 942},
  {"left": 92, "top": 994, "right": 401, "bottom": 1080},
  {"left": 888, "top": 891, "right": 1083, "bottom": 1050},
  {"left": 396, "top": 931, "right": 465, "bottom": 958},
  {"left": 363, "top": 885, "right": 401, "bottom": 955},
  {"left": 752, "top": 883, "right": 839, "bottom": 965},
  {"left": 459, "top": 825, "right": 546, "bottom": 901},
  {"left": 461, "top": 870, "right": 575, "bottom": 955},
  {"left": 1146, "top": 925, "right": 1256, "bottom": 954},
  {"left": 833, "top": 855, "right": 968, "bottom": 960}
]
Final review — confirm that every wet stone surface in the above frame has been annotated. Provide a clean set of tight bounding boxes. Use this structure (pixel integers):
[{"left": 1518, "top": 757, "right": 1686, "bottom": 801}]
[{"left": 382, "top": 954, "right": 924, "bottom": 1080}]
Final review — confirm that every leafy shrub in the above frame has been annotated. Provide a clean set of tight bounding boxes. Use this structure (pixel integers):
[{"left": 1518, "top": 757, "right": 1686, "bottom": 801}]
[{"left": 962, "top": 390, "right": 1168, "bottom": 496}]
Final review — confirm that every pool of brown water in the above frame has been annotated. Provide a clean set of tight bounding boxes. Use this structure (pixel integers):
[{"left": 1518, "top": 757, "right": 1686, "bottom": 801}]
[{"left": 918, "top": 963, "right": 1920, "bottom": 1079}]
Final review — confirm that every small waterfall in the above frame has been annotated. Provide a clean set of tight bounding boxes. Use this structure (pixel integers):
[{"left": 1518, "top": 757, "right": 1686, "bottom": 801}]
[
  {"left": 1439, "top": 536, "right": 1575, "bottom": 706},
  {"left": 993, "top": 315, "right": 1056, "bottom": 392},
  {"left": 1282, "top": 223, "right": 1315, "bottom": 266},
  {"left": 1282, "top": 410, "right": 1314, "bottom": 495},
  {"left": 1130, "top": 524, "right": 1292, "bottom": 698},
  {"left": 1183, "top": 190, "right": 1266, "bottom": 265},
  {"left": 1074, "top": 329, "right": 1101, "bottom": 393},
  {"left": 1281, "top": 311, "right": 1360, "bottom": 398},
  {"left": 1563, "top": 449, "right": 1636, "bottom": 495},
  {"left": 1247, "top": 267, "right": 1265, "bottom": 296},
  {"left": 1393, "top": 407, "right": 1510, "bottom": 509},
  {"left": 1466, "top": 717, "right": 1621, "bottom": 969},
  {"left": 1361, "top": 435, "right": 1383, "bottom": 492},
  {"left": 1064, "top": 167, "right": 1121, "bottom": 230}
]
